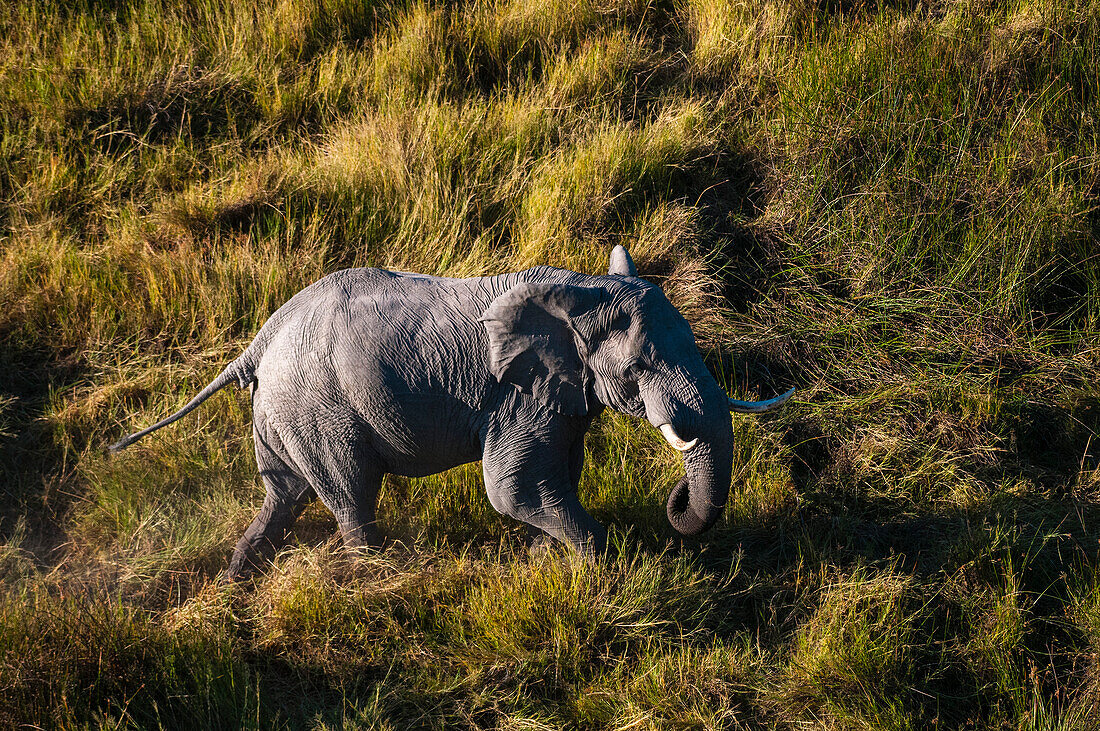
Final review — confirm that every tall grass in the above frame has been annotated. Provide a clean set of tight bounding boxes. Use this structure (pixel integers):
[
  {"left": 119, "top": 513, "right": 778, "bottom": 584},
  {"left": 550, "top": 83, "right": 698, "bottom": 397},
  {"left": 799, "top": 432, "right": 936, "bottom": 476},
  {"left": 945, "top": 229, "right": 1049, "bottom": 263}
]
[{"left": 1, "top": 0, "right": 1099, "bottom": 727}]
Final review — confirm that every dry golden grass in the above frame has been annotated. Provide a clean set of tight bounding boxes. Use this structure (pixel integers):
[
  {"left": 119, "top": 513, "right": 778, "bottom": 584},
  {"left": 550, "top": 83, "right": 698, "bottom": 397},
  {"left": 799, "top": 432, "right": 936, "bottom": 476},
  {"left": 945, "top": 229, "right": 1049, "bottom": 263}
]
[{"left": 1, "top": 0, "right": 1098, "bottom": 727}]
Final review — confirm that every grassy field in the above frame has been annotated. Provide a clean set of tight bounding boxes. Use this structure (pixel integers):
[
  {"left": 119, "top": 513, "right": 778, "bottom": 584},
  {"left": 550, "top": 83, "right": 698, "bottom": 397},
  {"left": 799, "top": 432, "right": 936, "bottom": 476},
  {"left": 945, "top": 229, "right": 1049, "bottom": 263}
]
[{"left": 1, "top": 0, "right": 1099, "bottom": 727}]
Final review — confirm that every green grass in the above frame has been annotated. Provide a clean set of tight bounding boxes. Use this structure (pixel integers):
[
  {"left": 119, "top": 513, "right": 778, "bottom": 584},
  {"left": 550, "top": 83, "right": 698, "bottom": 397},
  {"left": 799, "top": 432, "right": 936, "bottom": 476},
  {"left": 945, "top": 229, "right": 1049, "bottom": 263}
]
[{"left": 2, "top": 0, "right": 1100, "bottom": 727}]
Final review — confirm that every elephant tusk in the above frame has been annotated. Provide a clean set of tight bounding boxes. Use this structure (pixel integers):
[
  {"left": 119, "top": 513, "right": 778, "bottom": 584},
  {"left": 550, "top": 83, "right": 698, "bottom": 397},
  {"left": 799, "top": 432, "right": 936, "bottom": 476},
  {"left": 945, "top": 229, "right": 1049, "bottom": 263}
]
[
  {"left": 658, "top": 423, "right": 698, "bottom": 451},
  {"left": 729, "top": 387, "right": 795, "bottom": 414}
]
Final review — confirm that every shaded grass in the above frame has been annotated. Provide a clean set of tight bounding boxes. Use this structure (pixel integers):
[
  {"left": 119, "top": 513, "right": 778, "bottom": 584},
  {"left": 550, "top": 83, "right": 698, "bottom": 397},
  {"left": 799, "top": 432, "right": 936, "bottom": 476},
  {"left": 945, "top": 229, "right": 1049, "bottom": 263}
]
[{"left": 1, "top": 0, "right": 1099, "bottom": 727}]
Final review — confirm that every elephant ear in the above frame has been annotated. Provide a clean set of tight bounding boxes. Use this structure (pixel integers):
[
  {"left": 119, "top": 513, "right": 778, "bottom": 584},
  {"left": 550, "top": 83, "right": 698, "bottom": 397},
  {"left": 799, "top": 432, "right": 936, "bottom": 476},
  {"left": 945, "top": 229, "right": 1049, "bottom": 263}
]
[{"left": 479, "top": 282, "right": 607, "bottom": 416}]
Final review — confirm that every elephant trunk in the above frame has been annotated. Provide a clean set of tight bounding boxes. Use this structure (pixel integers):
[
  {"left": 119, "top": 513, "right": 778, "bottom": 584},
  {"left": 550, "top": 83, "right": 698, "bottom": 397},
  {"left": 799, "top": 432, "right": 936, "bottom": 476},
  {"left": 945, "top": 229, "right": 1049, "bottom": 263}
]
[
  {"left": 665, "top": 442, "right": 733, "bottom": 536},
  {"left": 664, "top": 397, "right": 734, "bottom": 536}
]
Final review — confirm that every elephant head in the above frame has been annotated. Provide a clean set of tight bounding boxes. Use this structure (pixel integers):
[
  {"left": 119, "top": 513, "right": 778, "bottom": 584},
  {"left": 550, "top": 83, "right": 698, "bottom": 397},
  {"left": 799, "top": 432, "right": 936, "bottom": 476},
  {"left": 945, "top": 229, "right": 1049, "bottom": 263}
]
[{"left": 480, "top": 246, "right": 792, "bottom": 537}]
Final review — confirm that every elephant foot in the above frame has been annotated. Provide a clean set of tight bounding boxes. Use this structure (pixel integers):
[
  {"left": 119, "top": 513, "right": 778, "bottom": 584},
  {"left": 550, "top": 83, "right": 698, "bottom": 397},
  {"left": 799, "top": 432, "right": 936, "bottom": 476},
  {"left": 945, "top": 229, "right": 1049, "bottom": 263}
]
[
  {"left": 526, "top": 532, "right": 561, "bottom": 557},
  {"left": 224, "top": 540, "right": 271, "bottom": 584},
  {"left": 219, "top": 567, "right": 254, "bottom": 586},
  {"left": 340, "top": 523, "right": 384, "bottom": 554}
]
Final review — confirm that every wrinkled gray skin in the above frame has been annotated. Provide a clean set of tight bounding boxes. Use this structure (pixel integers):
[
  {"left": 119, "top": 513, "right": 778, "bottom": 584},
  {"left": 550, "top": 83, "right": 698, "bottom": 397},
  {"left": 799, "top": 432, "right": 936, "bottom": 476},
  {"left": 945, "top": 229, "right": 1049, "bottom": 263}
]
[{"left": 110, "top": 246, "right": 792, "bottom": 580}]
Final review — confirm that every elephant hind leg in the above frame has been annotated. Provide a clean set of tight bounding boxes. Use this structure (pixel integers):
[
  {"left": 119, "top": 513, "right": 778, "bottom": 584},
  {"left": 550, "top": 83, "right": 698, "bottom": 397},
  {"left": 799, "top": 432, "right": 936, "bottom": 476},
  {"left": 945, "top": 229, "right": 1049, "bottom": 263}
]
[
  {"left": 332, "top": 491, "right": 384, "bottom": 552},
  {"left": 321, "top": 469, "right": 385, "bottom": 553},
  {"left": 225, "top": 422, "right": 316, "bottom": 582},
  {"left": 226, "top": 488, "right": 313, "bottom": 582},
  {"left": 273, "top": 425, "right": 385, "bottom": 553}
]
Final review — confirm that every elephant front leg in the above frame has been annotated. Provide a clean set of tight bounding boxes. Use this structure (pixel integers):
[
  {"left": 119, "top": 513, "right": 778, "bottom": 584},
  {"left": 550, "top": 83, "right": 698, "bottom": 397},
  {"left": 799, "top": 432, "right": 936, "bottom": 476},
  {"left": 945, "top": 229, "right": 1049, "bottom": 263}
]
[{"left": 482, "top": 419, "right": 606, "bottom": 557}]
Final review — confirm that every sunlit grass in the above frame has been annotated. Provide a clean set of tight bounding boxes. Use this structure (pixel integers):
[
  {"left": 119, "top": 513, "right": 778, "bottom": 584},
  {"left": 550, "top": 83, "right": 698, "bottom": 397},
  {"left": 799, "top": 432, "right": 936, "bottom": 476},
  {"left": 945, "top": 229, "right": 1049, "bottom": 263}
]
[{"left": 1, "top": 0, "right": 1098, "bottom": 727}]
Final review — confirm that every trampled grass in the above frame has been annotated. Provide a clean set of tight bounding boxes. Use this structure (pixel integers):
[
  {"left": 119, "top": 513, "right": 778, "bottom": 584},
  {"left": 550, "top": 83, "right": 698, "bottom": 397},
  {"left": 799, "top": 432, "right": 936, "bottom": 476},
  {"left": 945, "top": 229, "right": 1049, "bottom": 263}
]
[{"left": 1, "top": 0, "right": 1099, "bottom": 727}]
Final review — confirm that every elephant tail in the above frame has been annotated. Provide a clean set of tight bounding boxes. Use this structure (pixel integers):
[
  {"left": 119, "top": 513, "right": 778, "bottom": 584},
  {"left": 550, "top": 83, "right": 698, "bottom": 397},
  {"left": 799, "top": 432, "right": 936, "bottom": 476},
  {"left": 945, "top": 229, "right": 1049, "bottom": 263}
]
[{"left": 108, "top": 357, "right": 252, "bottom": 454}]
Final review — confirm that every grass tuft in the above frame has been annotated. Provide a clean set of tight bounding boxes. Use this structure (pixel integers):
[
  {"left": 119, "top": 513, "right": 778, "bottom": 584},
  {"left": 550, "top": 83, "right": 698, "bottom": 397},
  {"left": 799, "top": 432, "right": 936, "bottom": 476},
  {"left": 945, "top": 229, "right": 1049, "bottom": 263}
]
[{"left": 1, "top": 0, "right": 1099, "bottom": 726}]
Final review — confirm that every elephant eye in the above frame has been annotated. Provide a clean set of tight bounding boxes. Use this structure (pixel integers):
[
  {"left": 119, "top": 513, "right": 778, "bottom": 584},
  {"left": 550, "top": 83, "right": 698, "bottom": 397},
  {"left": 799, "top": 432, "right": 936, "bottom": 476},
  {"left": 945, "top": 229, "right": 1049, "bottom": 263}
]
[{"left": 622, "top": 359, "right": 646, "bottom": 379}]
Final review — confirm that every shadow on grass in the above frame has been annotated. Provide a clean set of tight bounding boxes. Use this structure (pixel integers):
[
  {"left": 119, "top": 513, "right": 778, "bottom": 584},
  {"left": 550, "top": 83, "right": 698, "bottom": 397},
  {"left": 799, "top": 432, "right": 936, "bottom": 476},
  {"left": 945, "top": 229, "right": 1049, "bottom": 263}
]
[
  {"left": 657, "top": 491, "right": 1100, "bottom": 726},
  {"left": 0, "top": 346, "right": 87, "bottom": 562}
]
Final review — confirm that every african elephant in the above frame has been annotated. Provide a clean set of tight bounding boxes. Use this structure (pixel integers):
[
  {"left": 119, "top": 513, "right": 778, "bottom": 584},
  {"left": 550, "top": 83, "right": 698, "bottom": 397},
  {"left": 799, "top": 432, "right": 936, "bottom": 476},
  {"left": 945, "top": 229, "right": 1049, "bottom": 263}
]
[{"left": 110, "top": 246, "right": 793, "bottom": 580}]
